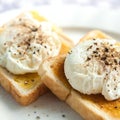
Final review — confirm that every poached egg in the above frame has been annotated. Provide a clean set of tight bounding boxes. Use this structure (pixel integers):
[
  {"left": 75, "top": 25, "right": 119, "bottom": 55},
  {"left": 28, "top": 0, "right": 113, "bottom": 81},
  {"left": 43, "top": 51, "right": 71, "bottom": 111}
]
[
  {"left": 64, "top": 39, "right": 120, "bottom": 101},
  {"left": 0, "top": 11, "right": 61, "bottom": 74}
]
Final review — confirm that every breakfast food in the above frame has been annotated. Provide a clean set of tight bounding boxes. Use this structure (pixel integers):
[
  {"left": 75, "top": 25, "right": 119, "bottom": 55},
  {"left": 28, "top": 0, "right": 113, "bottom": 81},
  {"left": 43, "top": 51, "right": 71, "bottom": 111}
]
[
  {"left": 0, "top": 11, "right": 73, "bottom": 105},
  {"left": 65, "top": 38, "right": 120, "bottom": 101},
  {"left": 39, "top": 30, "right": 120, "bottom": 120}
]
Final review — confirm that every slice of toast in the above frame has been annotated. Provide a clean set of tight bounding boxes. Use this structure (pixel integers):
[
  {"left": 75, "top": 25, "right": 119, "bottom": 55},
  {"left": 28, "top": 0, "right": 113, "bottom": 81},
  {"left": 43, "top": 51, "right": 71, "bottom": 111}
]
[
  {"left": 0, "top": 11, "right": 74, "bottom": 105},
  {"left": 38, "top": 30, "right": 120, "bottom": 120}
]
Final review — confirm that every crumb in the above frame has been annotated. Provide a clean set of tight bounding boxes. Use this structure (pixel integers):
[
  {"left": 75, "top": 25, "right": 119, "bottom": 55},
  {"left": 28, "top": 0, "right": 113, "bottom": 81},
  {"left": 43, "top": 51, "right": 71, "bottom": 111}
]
[
  {"left": 114, "top": 106, "right": 118, "bottom": 109},
  {"left": 33, "top": 51, "right": 36, "bottom": 54},
  {"left": 24, "top": 81, "right": 28, "bottom": 84},
  {"left": 34, "top": 105, "right": 37, "bottom": 108},
  {"left": 62, "top": 114, "right": 66, "bottom": 118},
  {"left": 36, "top": 116, "right": 40, "bottom": 119},
  {"left": 34, "top": 111, "right": 37, "bottom": 114},
  {"left": 31, "top": 79, "right": 35, "bottom": 82},
  {"left": 28, "top": 114, "right": 30, "bottom": 116}
]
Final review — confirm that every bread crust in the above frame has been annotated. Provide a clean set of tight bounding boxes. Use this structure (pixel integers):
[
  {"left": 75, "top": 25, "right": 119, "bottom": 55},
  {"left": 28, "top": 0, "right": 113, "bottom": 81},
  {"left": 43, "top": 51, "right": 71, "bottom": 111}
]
[
  {"left": 66, "top": 90, "right": 109, "bottom": 120},
  {"left": 58, "top": 31, "right": 74, "bottom": 54},
  {"left": 41, "top": 74, "right": 69, "bottom": 101},
  {"left": 79, "top": 30, "right": 112, "bottom": 43},
  {"left": 0, "top": 67, "right": 48, "bottom": 105},
  {"left": 39, "top": 55, "right": 71, "bottom": 101}
]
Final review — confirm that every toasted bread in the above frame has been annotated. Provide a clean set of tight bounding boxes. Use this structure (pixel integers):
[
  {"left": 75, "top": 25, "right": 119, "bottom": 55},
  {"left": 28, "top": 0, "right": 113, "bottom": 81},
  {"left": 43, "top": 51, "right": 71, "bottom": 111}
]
[
  {"left": 0, "top": 11, "right": 74, "bottom": 105},
  {"left": 79, "top": 30, "right": 112, "bottom": 43},
  {"left": 38, "top": 30, "right": 120, "bottom": 120}
]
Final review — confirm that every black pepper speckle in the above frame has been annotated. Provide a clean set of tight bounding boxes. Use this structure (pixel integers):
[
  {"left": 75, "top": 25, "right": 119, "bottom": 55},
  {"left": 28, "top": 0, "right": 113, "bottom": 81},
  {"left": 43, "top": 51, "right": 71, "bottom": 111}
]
[
  {"left": 33, "top": 51, "right": 36, "bottom": 54},
  {"left": 86, "top": 57, "right": 91, "bottom": 61},
  {"left": 114, "top": 87, "right": 117, "bottom": 90},
  {"left": 101, "top": 56, "right": 106, "bottom": 61},
  {"left": 87, "top": 45, "right": 92, "bottom": 51},
  {"left": 36, "top": 116, "right": 40, "bottom": 119},
  {"left": 114, "top": 106, "right": 118, "bottom": 109},
  {"left": 31, "top": 79, "right": 35, "bottom": 82},
  {"left": 44, "top": 45, "right": 47, "bottom": 48},
  {"left": 104, "top": 47, "right": 109, "bottom": 52},
  {"left": 93, "top": 51, "right": 98, "bottom": 54},
  {"left": 34, "top": 111, "right": 37, "bottom": 114},
  {"left": 62, "top": 114, "right": 66, "bottom": 118},
  {"left": 94, "top": 42, "right": 97, "bottom": 45},
  {"left": 114, "top": 59, "right": 117, "bottom": 64},
  {"left": 31, "top": 28, "right": 38, "bottom": 32}
]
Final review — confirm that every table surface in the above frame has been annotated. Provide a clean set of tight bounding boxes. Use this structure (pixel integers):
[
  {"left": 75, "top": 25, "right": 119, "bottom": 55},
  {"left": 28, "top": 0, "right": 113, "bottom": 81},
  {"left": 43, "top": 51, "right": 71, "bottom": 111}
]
[{"left": 0, "top": 0, "right": 120, "bottom": 12}]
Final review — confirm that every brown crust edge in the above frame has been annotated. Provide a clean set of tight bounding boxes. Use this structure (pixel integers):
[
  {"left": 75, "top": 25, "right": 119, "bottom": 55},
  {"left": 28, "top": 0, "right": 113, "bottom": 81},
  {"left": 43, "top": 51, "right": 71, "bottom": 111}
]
[
  {"left": 39, "top": 56, "right": 70, "bottom": 101},
  {"left": 66, "top": 90, "right": 112, "bottom": 120},
  {"left": 79, "top": 30, "right": 112, "bottom": 43},
  {"left": 0, "top": 68, "right": 48, "bottom": 106},
  {"left": 57, "top": 31, "right": 74, "bottom": 46}
]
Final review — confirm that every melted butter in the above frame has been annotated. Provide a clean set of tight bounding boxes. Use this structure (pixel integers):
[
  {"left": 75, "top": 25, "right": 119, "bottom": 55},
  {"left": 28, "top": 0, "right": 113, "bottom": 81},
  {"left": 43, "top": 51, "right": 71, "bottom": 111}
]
[
  {"left": 30, "top": 10, "right": 61, "bottom": 33},
  {"left": 80, "top": 94, "right": 120, "bottom": 118},
  {"left": 14, "top": 73, "right": 41, "bottom": 90},
  {"left": 52, "top": 25, "right": 62, "bottom": 33},
  {"left": 52, "top": 56, "right": 71, "bottom": 89},
  {"left": 30, "top": 11, "right": 47, "bottom": 22},
  {"left": 115, "top": 42, "right": 120, "bottom": 46},
  {"left": 80, "top": 30, "right": 111, "bottom": 43},
  {"left": 60, "top": 41, "right": 73, "bottom": 54},
  {"left": 0, "top": 27, "right": 3, "bottom": 34}
]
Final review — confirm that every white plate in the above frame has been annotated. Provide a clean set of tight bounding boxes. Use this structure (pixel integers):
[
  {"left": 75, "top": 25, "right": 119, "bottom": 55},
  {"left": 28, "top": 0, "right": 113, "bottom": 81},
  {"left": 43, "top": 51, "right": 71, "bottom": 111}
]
[{"left": 0, "top": 6, "right": 120, "bottom": 120}]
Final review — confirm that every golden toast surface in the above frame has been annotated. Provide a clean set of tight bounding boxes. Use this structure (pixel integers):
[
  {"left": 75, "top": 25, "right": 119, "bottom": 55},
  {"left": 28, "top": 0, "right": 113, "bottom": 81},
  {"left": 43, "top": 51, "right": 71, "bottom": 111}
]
[
  {"left": 14, "top": 73, "right": 41, "bottom": 90},
  {"left": 49, "top": 55, "right": 71, "bottom": 89}
]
